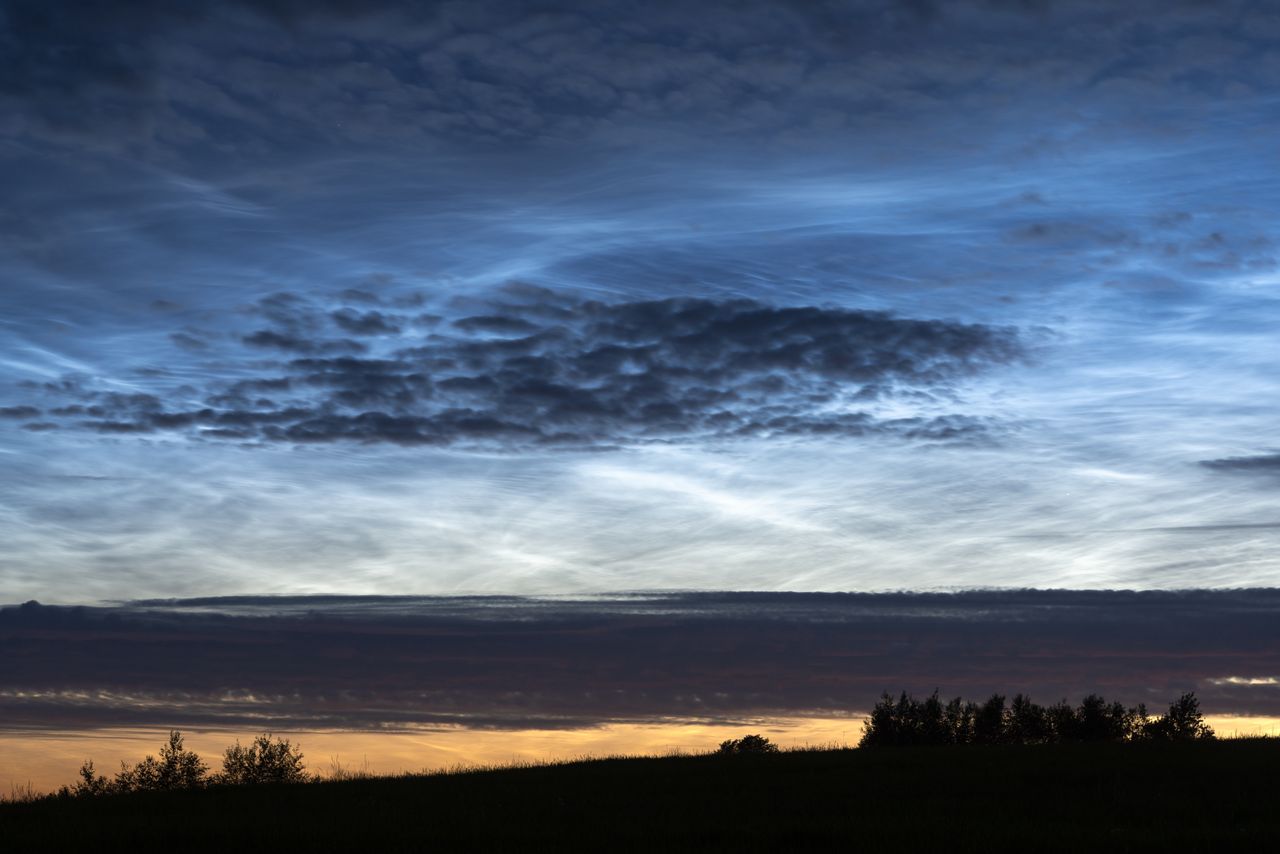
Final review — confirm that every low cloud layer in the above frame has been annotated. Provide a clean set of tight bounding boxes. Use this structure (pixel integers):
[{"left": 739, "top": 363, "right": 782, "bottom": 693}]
[
  {"left": 3, "top": 590, "right": 1278, "bottom": 731},
  {"left": 14, "top": 291, "right": 1021, "bottom": 449}
]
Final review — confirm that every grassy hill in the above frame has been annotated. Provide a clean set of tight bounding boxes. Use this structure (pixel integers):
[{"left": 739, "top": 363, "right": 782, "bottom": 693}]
[{"left": 4, "top": 740, "right": 1279, "bottom": 851}]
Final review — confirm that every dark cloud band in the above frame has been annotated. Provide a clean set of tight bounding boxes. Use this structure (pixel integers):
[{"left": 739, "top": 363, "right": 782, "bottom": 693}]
[
  {"left": 1202, "top": 454, "right": 1280, "bottom": 475},
  {"left": 2, "top": 590, "right": 1277, "bottom": 731},
  {"left": 2, "top": 0, "right": 1265, "bottom": 159}
]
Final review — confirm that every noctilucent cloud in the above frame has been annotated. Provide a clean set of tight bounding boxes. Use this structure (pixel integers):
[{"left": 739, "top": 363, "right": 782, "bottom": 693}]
[{"left": 3, "top": 0, "right": 1280, "bottom": 605}]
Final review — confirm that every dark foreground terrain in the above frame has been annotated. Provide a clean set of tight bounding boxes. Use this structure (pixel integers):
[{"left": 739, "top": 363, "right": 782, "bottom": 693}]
[{"left": 4, "top": 740, "right": 1279, "bottom": 852}]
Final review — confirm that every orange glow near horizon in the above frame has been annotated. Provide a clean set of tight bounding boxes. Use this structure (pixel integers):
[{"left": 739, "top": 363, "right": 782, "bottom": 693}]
[
  {"left": 1202, "top": 715, "right": 1280, "bottom": 740},
  {"left": 1, "top": 716, "right": 864, "bottom": 795},
  {"left": 5, "top": 714, "right": 1277, "bottom": 796}
]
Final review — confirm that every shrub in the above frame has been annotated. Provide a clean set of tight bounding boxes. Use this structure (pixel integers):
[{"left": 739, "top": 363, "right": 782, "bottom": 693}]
[
  {"left": 717, "top": 734, "right": 780, "bottom": 755},
  {"left": 91, "top": 731, "right": 209, "bottom": 794},
  {"left": 62, "top": 731, "right": 316, "bottom": 796},
  {"left": 1143, "top": 692, "right": 1215, "bottom": 741},
  {"left": 66, "top": 760, "right": 112, "bottom": 797},
  {"left": 218, "top": 733, "right": 311, "bottom": 785}
]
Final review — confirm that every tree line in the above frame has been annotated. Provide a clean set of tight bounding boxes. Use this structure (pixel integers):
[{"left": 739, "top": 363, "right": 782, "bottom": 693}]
[
  {"left": 55, "top": 690, "right": 1219, "bottom": 797},
  {"left": 858, "top": 690, "right": 1215, "bottom": 747},
  {"left": 63, "top": 731, "right": 310, "bottom": 797}
]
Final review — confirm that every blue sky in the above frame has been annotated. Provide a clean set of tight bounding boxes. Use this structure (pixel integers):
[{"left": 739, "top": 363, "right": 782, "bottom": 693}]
[
  {"left": 8, "top": 2, "right": 1280, "bottom": 767},
  {"left": 3, "top": 0, "right": 1280, "bottom": 605}
]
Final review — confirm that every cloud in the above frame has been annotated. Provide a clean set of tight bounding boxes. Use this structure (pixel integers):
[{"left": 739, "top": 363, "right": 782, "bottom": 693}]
[
  {"left": 2, "top": 590, "right": 1278, "bottom": 730},
  {"left": 13, "top": 293, "right": 1022, "bottom": 449},
  {"left": 242, "top": 330, "right": 368, "bottom": 355},
  {"left": 168, "top": 332, "right": 210, "bottom": 351},
  {"left": 453, "top": 315, "right": 544, "bottom": 335},
  {"left": 4, "top": 0, "right": 1277, "bottom": 604},
  {"left": 1202, "top": 454, "right": 1280, "bottom": 475},
  {"left": 4, "top": 0, "right": 1273, "bottom": 162},
  {"left": 331, "top": 309, "right": 403, "bottom": 335}
]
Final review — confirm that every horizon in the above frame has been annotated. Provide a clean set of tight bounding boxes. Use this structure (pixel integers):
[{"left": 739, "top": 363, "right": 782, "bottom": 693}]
[{"left": 7, "top": 589, "right": 1280, "bottom": 791}]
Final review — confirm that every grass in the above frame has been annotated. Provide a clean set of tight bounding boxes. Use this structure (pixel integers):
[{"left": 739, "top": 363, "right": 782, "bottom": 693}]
[
  {"left": 2, "top": 782, "right": 40, "bottom": 804},
  {"left": 3, "top": 739, "right": 1279, "bottom": 851}
]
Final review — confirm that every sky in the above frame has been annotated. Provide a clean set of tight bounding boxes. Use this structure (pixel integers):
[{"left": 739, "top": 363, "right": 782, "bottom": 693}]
[{"left": 3, "top": 0, "right": 1280, "bottom": 783}]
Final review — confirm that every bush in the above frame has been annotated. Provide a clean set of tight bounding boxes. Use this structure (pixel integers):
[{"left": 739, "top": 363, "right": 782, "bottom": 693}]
[
  {"left": 860, "top": 691, "right": 976, "bottom": 746},
  {"left": 717, "top": 734, "right": 780, "bottom": 755},
  {"left": 65, "top": 731, "right": 209, "bottom": 795},
  {"left": 1142, "top": 693, "right": 1215, "bottom": 741},
  {"left": 133, "top": 730, "right": 207, "bottom": 791},
  {"left": 66, "top": 760, "right": 111, "bottom": 797},
  {"left": 64, "top": 730, "right": 315, "bottom": 796},
  {"left": 217, "top": 734, "right": 311, "bottom": 785}
]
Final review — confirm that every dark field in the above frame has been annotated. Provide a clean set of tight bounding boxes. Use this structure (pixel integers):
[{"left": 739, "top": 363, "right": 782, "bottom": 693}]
[{"left": 4, "top": 740, "right": 1279, "bottom": 852}]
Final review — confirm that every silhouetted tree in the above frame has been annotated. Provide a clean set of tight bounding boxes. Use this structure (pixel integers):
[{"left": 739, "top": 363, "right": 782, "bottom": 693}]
[
  {"left": 61, "top": 731, "right": 324, "bottom": 796},
  {"left": 111, "top": 731, "right": 207, "bottom": 792},
  {"left": 1072, "top": 695, "right": 1132, "bottom": 742},
  {"left": 1045, "top": 699, "right": 1079, "bottom": 742},
  {"left": 860, "top": 692, "right": 903, "bottom": 747},
  {"left": 717, "top": 734, "right": 779, "bottom": 755},
  {"left": 861, "top": 690, "right": 1201, "bottom": 747},
  {"left": 1143, "top": 692, "right": 1215, "bottom": 741},
  {"left": 65, "top": 760, "right": 111, "bottom": 797},
  {"left": 943, "top": 696, "right": 974, "bottom": 745},
  {"left": 919, "top": 690, "right": 948, "bottom": 745},
  {"left": 1007, "top": 694, "right": 1049, "bottom": 745},
  {"left": 861, "top": 691, "right": 976, "bottom": 746},
  {"left": 973, "top": 694, "right": 1007, "bottom": 744},
  {"left": 896, "top": 691, "right": 924, "bottom": 744},
  {"left": 1126, "top": 703, "right": 1151, "bottom": 741},
  {"left": 217, "top": 733, "right": 310, "bottom": 785}
]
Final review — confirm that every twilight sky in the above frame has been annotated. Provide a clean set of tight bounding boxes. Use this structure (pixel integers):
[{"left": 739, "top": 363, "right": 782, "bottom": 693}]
[{"left": 3, "top": 1, "right": 1280, "bottom": 759}]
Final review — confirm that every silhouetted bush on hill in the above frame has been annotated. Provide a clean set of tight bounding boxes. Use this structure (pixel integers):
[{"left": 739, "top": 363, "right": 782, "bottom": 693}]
[
  {"left": 63, "top": 731, "right": 312, "bottom": 797},
  {"left": 218, "top": 734, "right": 311, "bottom": 785},
  {"left": 70, "top": 731, "right": 207, "bottom": 796},
  {"left": 859, "top": 691, "right": 1214, "bottom": 747},
  {"left": 716, "top": 734, "right": 780, "bottom": 755}
]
